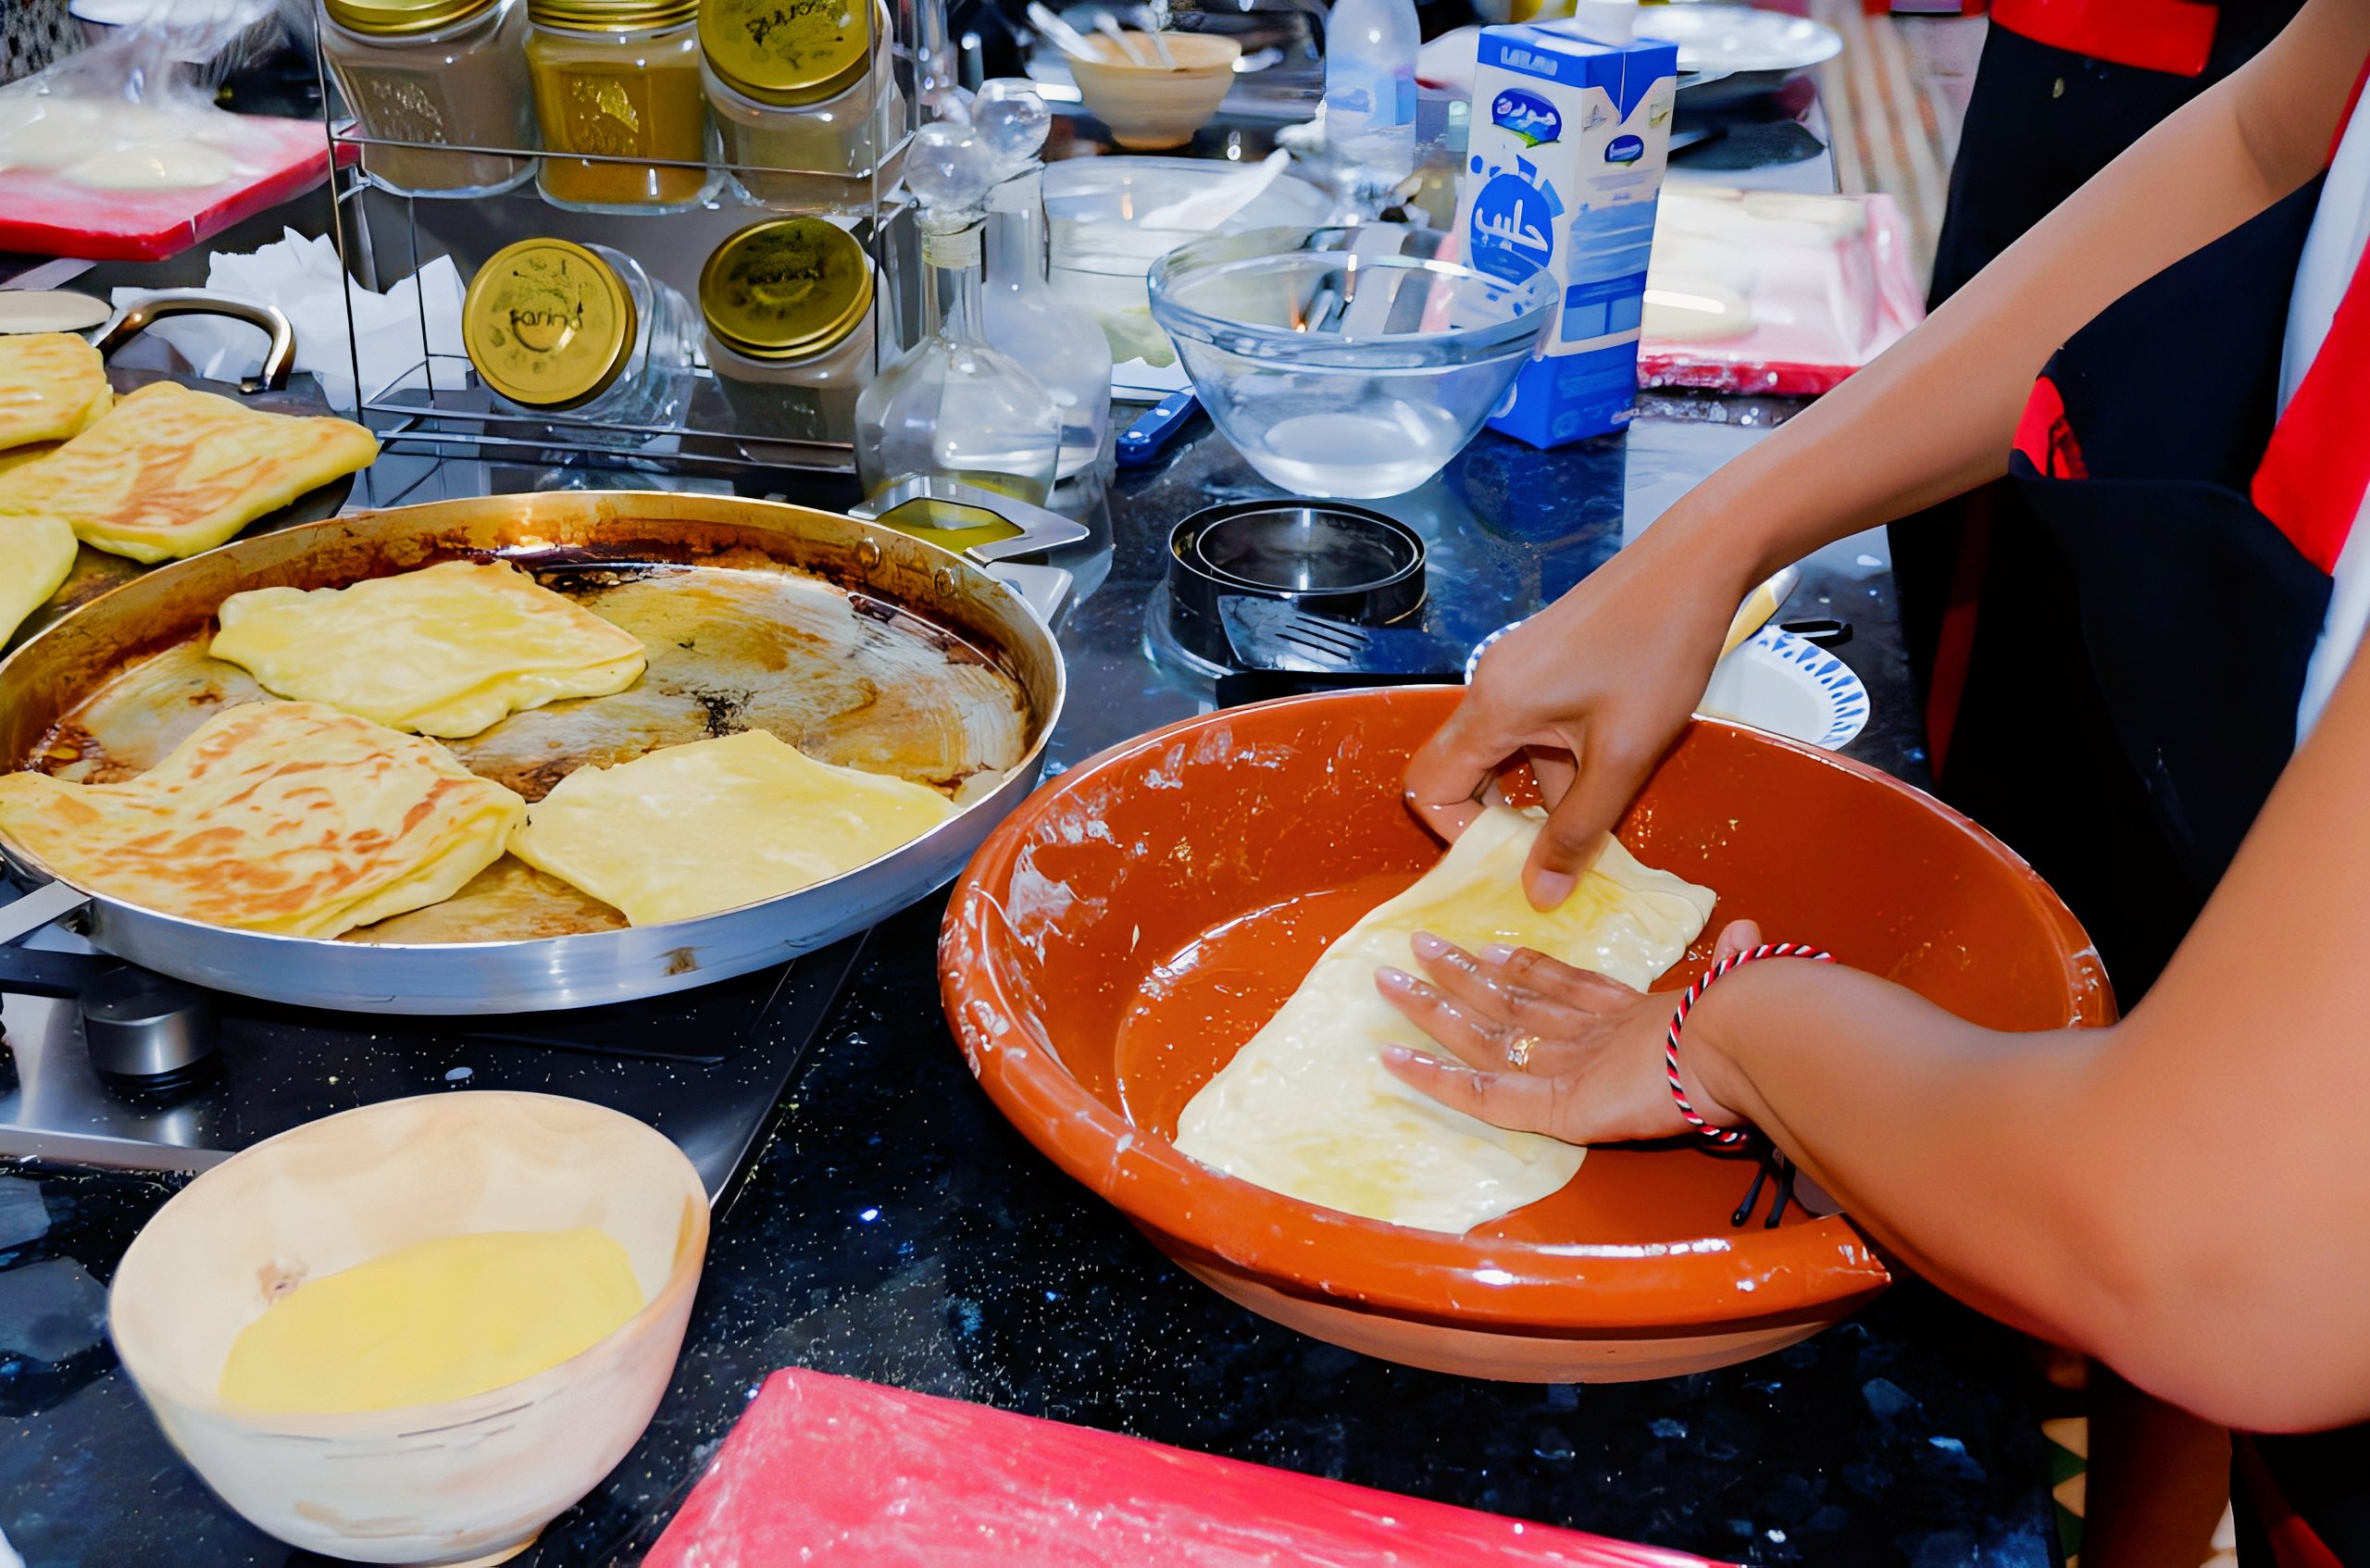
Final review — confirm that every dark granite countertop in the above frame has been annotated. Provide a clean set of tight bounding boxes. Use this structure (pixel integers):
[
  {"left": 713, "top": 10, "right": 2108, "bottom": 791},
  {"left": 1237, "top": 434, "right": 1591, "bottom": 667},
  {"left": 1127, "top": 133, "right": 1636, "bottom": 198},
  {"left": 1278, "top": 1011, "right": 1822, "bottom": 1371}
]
[{"left": 0, "top": 415, "right": 2044, "bottom": 1568}]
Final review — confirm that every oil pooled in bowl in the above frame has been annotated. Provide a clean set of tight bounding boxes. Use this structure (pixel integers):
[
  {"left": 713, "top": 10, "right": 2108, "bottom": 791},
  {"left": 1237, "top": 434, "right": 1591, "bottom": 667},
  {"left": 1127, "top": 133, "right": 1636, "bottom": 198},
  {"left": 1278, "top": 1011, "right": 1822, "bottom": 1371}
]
[{"left": 218, "top": 1227, "right": 643, "bottom": 1414}]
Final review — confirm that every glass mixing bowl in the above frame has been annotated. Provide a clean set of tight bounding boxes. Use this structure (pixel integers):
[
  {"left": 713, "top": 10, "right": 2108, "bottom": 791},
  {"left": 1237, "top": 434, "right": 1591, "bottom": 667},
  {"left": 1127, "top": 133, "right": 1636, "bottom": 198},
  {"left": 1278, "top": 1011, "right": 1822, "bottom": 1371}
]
[{"left": 1148, "top": 225, "right": 1558, "bottom": 499}]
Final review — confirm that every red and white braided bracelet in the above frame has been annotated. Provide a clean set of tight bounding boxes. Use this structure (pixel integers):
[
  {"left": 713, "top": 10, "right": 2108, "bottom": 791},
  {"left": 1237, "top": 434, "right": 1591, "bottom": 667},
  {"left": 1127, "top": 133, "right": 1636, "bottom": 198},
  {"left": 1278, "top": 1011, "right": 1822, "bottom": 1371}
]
[{"left": 1665, "top": 941, "right": 1834, "bottom": 1145}]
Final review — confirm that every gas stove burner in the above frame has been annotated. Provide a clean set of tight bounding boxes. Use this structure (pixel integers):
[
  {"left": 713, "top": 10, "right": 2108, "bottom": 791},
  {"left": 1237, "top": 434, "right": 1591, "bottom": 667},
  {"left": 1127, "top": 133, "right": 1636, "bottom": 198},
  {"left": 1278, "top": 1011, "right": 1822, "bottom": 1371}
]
[
  {"left": 1165, "top": 501, "right": 1427, "bottom": 670},
  {"left": 81, "top": 968, "right": 220, "bottom": 1101},
  {"left": 0, "top": 883, "right": 875, "bottom": 1199}
]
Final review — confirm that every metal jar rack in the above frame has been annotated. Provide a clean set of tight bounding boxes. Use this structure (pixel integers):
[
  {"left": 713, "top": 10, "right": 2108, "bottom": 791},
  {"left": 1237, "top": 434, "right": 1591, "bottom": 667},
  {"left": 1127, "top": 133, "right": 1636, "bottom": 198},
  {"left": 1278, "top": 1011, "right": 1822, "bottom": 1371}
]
[{"left": 318, "top": 0, "right": 944, "bottom": 480}]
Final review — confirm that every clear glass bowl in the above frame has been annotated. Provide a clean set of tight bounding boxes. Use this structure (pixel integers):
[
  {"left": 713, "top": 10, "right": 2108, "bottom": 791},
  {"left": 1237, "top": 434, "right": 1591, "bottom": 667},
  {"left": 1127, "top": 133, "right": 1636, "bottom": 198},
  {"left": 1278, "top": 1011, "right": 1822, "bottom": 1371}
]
[{"left": 1148, "top": 225, "right": 1557, "bottom": 499}]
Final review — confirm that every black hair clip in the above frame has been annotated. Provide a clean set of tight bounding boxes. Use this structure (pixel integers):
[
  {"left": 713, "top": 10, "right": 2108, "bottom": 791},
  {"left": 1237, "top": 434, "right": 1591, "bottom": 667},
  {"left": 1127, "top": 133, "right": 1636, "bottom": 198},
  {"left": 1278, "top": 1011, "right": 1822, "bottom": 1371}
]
[{"left": 1731, "top": 1145, "right": 1798, "bottom": 1229}]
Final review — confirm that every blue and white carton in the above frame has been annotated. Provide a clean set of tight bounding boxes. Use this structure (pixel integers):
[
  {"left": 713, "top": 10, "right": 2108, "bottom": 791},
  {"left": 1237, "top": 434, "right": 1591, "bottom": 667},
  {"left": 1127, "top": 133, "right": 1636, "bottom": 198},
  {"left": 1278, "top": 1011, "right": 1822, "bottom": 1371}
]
[{"left": 1455, "top": 19, "right": 1678, "bottom": 448}]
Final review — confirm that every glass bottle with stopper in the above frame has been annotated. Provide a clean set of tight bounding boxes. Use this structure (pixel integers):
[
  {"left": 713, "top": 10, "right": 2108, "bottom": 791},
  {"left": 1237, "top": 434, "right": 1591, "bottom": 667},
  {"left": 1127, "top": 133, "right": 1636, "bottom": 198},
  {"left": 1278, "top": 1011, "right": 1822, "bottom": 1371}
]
[
  {"left": 972, "top": 78, "right": 1112, "bottom": 480},
  {"left": 854, "top": 121, "right": 1065, "bottom": 526}
]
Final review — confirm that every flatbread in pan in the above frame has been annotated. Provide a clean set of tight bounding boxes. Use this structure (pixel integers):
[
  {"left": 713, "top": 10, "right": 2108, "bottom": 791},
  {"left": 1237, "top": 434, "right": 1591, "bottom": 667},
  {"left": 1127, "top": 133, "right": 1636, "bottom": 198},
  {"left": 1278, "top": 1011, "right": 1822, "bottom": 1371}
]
[
  {"left": 0, "top": 700, "right": 525, "bottom": 938},
  {"left": 510, "top": 729, "right": 958, "bottom": 927},
  {"left": 209, "top": 562, "right": 650, "bottom": 740},
  {"left": 0, "top": 514, "right": 76, "bottom": 647}
]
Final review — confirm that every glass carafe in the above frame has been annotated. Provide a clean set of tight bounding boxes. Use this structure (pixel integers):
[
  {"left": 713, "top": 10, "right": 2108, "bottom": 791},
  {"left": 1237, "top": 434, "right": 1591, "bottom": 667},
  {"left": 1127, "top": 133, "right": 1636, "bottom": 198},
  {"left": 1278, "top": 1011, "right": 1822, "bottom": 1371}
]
[{"left": 854, "top": 122, "right": 1061, "bottom": 508}]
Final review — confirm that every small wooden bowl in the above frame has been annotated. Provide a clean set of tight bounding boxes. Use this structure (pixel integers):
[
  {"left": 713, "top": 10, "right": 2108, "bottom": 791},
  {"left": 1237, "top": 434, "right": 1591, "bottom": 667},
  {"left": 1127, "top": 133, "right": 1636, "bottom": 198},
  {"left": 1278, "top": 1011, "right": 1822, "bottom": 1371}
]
[
  {"left": 942, "top": 689, "right": 2111, "bottom": 1381},
  {"left": 1068, "top": 33, "right": 1242, "bottom": 151},
  {"left": 109, "top": 1092, "right": 707, "bottom": 1565}
]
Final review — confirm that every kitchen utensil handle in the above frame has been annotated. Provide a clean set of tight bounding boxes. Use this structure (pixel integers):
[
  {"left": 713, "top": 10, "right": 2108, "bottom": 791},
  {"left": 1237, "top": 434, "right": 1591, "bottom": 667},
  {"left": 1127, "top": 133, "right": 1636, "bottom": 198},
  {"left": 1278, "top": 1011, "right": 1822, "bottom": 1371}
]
[
  {"left": 1116, "top": 390, "right": 1201, "bottom": 468},
  {"left": 0, "top": 947, "right": 116, "bottom": 999},
  {"left": 847, "top": 477, "right": 1091, "bottom": 563},
  {"left": 1780, "top": 616, "right": 1852, "bottom": 649},
  {"left": 987, "top": 563, "right": 1076, "bottom": 626},
  {"left": 1719, "top": 565, "right": 1802, "bottom": 659},
  {"left": 0, "top": 880, "right": 92, "bottom": 949},
  {"left": 95, "top": 291, "right": 298, "bottom": 392}
]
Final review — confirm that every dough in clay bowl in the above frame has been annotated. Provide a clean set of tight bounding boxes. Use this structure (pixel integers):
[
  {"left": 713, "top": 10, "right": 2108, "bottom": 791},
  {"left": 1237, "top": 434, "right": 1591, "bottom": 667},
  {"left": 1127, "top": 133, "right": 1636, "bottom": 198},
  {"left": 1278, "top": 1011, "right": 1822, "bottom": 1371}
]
[{"left": 942, "top": 688, "right": 2112, "bottom": 1380}]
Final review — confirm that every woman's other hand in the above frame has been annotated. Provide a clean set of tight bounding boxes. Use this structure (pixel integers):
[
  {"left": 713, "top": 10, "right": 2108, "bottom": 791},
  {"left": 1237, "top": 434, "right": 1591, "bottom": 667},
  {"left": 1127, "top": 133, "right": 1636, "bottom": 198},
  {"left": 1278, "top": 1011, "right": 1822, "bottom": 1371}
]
[
  {"left": 1374, "top": 918, "right": 1764, "bottom": 1144},
  {"left": 1404, "top": 531, "right": 1757, "bottom": 911}
]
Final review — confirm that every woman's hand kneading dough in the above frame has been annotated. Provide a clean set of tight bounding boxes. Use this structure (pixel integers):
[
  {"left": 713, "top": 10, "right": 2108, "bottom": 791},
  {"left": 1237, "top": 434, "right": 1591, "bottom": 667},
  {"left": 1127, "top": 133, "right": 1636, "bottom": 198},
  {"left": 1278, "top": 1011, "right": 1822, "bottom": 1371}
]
[{"left": 1374, "top": 918, "right": 1766, "bottom": 1145}]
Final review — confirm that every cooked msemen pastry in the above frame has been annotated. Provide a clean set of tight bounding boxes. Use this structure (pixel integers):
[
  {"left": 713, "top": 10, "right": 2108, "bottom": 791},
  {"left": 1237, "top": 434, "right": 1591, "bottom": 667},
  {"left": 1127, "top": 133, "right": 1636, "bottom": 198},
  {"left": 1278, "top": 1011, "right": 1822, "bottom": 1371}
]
[
  {"left": 0, "top": 701, "right": 526, "bottom": 938},
  {"left": 1175, "top": 807, "right": 1716, "bottom": 1234},
  {"left": 510, "top": 729, "right": 959, "bottom": 927},
  {"left": 210, "top": 562, "right": 650, "bottom": 740},
  {"left": 0, "top": 380, "right": 378, "bottom": 564},
  {"left": 0, "top": 333, "right": 110, "bottom": 451},
  {"left": 0, "top": 514, "right": 76, "bottom": 647}
]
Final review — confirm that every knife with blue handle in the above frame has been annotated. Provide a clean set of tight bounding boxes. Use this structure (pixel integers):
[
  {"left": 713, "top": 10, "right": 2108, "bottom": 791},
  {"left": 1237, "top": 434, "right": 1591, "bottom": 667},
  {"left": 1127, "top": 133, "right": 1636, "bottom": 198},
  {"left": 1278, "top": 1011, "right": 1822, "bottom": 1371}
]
[{"left": 1116, "top": 389, "right": 1202, "bottom": 468}]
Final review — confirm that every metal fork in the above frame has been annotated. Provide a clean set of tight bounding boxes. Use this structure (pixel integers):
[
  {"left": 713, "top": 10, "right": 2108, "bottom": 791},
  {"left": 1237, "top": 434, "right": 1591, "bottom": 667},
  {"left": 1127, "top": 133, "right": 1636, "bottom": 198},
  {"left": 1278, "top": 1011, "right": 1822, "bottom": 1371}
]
[{"left": 1217, "top": 597, "right": 1468, "bottom": 675}]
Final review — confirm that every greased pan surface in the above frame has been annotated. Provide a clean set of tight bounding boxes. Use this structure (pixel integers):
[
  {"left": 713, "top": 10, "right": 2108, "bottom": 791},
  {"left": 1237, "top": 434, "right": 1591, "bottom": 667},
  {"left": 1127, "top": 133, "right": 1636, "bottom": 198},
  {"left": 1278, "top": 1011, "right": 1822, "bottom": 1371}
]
[{"left": 0, "top": 492, "right": 1064, "bottom": 1013}]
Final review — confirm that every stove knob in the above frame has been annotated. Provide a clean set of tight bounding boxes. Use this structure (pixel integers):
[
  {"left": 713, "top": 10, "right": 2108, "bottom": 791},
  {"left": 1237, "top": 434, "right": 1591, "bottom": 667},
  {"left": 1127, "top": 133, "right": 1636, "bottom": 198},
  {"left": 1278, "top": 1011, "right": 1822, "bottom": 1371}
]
[{"left": 81, "top": 969, "right": 218, "bottom": 1097}]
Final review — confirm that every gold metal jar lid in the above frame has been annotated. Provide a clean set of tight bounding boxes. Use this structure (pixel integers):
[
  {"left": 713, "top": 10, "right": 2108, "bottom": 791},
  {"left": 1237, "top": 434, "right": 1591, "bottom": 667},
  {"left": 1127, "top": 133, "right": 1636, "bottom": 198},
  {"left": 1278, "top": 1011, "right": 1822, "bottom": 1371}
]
[
  {"left": 322, "top": 0, "right": 503, "bottom": 35},
  {"left": 528, "top": 0, "right": 697, "bottom": 33},
  {"left": 698, "top": 0, "right": 871, "bottom": 107},
  {"left": 699, "top": 218, "right": 872, "bottom": 361},
  {"left": 463, "top": 239, "right": 641, "bottom": 409}
]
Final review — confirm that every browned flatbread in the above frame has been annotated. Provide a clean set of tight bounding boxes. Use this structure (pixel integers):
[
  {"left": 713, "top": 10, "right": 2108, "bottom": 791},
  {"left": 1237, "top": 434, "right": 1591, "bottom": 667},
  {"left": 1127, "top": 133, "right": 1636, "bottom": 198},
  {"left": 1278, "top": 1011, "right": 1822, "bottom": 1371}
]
[{"left": 0, "top": 701, "right": 525, "bottom": 937}]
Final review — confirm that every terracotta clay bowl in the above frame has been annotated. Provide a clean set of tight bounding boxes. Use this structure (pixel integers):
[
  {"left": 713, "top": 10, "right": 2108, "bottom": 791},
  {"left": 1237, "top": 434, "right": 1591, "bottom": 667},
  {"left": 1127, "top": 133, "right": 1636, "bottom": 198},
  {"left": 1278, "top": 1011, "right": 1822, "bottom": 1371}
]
[{"left": 941, "top": 688, "right": 2110, "bottom": 1381}]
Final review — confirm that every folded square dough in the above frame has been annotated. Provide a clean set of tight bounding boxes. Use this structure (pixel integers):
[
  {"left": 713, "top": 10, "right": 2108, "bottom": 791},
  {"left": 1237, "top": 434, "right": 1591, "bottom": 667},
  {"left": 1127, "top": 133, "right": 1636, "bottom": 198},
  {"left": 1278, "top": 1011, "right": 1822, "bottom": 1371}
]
[
  {"left": 0, "top": 333, "right": 110, "bottom": 451},
  {"left": 0, "top": 514, "right": 76, "bottom": 647},
  {"left": 0, "top": 701, "right": 526, "bottom": 938},
  {"left": 0, "top": 380, "right": 379, "bottom": 564},
  {"left": 1174, "top": 806, "right": 1717, "bottom": 1235},
  {"left": 510, "top": 730, "right": 960, "bottom": 927},
  {"left": 209, "top": 562, "right": 651, "bottom": 739}
]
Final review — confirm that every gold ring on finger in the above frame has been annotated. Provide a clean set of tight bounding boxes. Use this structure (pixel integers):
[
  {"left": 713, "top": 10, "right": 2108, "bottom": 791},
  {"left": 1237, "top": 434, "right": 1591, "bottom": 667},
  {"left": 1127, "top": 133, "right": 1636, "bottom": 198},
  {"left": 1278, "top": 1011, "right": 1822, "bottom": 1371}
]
[{"left": 1505, "top": 1033, "right": 1540, "bottom": 1071}]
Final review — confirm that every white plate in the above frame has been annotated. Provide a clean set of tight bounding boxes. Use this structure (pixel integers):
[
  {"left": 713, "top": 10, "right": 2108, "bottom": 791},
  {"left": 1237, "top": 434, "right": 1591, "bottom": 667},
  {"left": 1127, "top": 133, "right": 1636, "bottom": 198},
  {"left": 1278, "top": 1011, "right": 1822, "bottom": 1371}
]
[
  {"left": 1466, "top": 622, "right": 1869, "bottom": 752},
  {"left": 1697, "top": 626, "right": 1869, "bottom": 749},
  {"left": 1633, "top": 5, "right": 1843, "bottom": 77}
]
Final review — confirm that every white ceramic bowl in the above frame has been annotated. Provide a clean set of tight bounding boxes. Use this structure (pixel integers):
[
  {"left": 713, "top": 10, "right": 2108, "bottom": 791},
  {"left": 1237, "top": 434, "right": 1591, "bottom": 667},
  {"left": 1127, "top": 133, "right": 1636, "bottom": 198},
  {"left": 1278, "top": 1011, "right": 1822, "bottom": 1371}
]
[{"left": 109, "top": 1092, "right": 707, "bottom": 1567}]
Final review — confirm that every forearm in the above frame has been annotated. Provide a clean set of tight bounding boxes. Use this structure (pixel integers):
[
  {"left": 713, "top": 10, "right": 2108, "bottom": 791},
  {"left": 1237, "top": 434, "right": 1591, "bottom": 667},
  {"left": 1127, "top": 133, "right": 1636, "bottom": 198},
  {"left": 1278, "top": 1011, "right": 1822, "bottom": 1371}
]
[
  {"left": 1686, "top": 961, "right": 2119, "bottom": 1342},
  {"left": 1647, "top": 0, "right": 2365, "bottom": 582}
]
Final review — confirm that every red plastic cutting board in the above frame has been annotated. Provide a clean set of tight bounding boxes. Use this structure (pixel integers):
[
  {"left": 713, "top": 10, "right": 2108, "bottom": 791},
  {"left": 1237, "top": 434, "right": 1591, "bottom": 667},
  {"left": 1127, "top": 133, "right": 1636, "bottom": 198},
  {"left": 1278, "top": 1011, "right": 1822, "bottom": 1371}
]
[
  {"left": 649, "top": 1369, "right": 1738, "bottom": 1567},
  {"left": 0, "top": 116, "right": 332, "bottom": 263}
]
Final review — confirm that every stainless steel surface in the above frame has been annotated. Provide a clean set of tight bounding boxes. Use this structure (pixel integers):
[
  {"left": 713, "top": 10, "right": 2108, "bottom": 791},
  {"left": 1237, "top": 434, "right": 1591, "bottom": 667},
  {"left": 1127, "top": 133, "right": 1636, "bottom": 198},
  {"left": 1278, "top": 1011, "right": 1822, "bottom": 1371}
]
[
  {"left": 0, "top": 881, "right": 88, "bottom": 948},
  {"left": 94, "top": 292, "right": 299, "bottom": 392},
  {"left": 1218, "top": 595, "right": 1468, "bottom": 674},
  {"left": 0, "top": 492, "right": 1066, "bottom": 1014},
  {"left": 79, "top": 969, "right": 218, "bottom": 1085},
  {"left": 0, "top": 902, "right": 872, "bottom": 1197}
]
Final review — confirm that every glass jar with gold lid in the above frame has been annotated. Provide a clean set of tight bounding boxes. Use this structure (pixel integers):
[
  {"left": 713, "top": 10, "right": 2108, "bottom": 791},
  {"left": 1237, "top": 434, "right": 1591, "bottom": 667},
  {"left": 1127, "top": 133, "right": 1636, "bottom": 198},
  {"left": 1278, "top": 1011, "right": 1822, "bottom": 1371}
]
[
  {"left": 463, "top": 238, "right": 699, "bottom": 440},
  {"left": 699, "top": 0, "right": 907, "bottom": 209},
  {"left": 318, "top": 0, "right": 537, "bottom": 196},
  {"left": 526, "top": 0, "right": 717, "bottom": 213},
  {"left": 700, "top": 217, "right": 877, "bottom": 442}
]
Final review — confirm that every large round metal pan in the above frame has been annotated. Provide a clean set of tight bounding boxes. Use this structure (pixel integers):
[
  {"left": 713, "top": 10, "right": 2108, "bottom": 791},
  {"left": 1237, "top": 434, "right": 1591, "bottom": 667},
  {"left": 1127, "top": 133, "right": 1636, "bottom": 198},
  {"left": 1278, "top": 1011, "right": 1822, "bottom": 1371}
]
[{"left": 0, "top": 492, "right": 1065, "bottom": 1014}]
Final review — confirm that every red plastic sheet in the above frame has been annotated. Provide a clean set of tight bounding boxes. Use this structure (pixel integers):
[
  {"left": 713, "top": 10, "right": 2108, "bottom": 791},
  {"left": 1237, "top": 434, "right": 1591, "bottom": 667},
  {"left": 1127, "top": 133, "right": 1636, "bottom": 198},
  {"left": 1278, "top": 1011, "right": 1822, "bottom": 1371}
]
[
  {"left": 0, "top": 115, "right": 331, "bottom": 264},
  {"left": 650, "top": 1367, "right": 1740, "bottom": 1567}
]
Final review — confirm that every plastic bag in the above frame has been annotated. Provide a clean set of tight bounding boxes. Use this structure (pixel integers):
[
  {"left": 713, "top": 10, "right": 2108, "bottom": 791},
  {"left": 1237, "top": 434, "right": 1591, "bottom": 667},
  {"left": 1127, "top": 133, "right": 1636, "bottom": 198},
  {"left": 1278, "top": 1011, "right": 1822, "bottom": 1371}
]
[
  {"left": 1638, "top": 187, "right": 1926, "bottom": 396},
  {"left": 0, "top": 0, "right": 294, "bottom": 193}
]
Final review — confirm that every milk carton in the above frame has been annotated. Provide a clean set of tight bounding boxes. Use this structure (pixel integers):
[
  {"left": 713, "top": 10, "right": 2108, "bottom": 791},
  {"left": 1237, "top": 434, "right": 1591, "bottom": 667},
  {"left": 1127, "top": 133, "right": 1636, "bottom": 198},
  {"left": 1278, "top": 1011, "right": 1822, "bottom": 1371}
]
[{"left": 1455, "top": 19, "right": 1678, "bottom": 448}]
